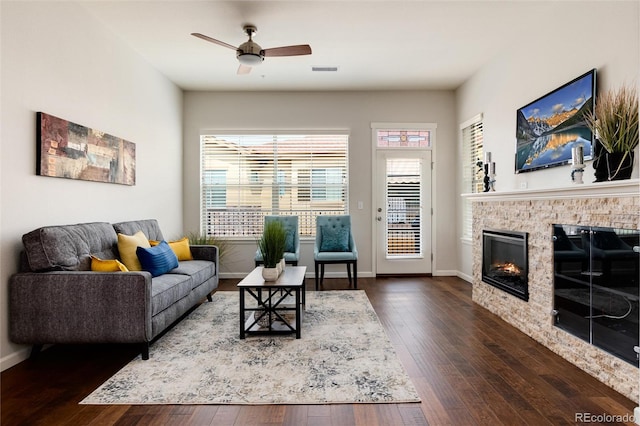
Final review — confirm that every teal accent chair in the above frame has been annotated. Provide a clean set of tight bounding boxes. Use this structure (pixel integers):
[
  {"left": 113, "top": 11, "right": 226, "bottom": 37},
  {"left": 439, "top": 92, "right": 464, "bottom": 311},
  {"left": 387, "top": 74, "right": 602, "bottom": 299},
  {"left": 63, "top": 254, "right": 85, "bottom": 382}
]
[
  {"left": 314, "top": 215, "right": 358, "bottom": 290},
  {"left": 255, "top": 216, "right": 300, "bottom": 266}
]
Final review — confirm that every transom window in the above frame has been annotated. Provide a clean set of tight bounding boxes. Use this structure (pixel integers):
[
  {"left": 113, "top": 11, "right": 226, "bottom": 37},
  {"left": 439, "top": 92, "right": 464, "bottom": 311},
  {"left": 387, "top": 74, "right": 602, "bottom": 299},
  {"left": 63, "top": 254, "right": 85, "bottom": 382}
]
[
  {"left": 376, "top": 130, "right": 431, "bottom": 148},
  {"left": 200, "top": 133, "right": 349, "bottom": 237}
]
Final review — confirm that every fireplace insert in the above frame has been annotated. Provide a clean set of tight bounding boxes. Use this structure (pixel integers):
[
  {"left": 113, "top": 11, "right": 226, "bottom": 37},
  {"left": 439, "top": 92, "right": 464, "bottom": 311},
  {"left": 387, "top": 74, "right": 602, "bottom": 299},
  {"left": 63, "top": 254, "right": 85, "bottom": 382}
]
[{"left": 482, "top": 229, "right": 529, "bottom": 301}]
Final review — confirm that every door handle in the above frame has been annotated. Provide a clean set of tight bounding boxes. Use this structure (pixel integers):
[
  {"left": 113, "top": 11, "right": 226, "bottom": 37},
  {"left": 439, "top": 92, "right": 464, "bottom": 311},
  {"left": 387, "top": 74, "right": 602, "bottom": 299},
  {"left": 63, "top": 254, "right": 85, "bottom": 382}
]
[{"left": 377, "top": 216, "right": 382, "bottom": 221}]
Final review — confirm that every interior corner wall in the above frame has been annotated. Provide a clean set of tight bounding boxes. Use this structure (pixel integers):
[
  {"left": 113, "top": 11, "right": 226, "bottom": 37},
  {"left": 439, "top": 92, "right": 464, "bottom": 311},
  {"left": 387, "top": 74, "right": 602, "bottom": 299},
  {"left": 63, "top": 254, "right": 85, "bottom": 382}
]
[
  {"left": 182, "top": 90, "right": 457, "bottom": 278},
  {"left": 455, "top": 1, "right": 640, "bottom": 280},
  {"left": 0, "top": 2, "right": 183, "bottom": 371}
]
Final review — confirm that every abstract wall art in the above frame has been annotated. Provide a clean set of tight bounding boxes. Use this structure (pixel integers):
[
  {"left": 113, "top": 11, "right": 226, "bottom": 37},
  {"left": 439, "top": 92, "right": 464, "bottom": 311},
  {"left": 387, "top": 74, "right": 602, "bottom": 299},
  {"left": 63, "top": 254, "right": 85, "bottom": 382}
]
[{"left": 37, "top": 112, "right": 136, "bottom": 185}]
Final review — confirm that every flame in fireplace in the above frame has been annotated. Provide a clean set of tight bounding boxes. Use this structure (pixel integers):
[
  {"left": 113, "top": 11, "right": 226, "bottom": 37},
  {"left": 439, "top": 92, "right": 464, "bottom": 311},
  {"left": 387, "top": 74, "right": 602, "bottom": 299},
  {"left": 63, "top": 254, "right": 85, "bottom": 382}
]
[{"left": 493, "top": 262, "right": 522, "bottom": 276}]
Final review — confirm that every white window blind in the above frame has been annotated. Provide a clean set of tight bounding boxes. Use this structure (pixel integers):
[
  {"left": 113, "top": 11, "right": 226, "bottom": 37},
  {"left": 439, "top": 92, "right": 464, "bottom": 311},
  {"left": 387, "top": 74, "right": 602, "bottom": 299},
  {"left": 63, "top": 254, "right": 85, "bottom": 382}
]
[
  {"left": 200, "top": 134, "right": 349, "bottom": 238},
  {"left": 461, "top": 116, "right": 484, "bottom": 239}
]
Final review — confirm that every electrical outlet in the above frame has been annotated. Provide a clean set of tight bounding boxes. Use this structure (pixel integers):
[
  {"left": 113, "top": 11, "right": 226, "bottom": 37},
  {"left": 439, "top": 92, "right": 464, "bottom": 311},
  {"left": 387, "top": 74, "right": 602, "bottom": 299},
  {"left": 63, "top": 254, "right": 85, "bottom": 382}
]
[{"left": 520, "top": 182, "right": 528, "bottom": 189}]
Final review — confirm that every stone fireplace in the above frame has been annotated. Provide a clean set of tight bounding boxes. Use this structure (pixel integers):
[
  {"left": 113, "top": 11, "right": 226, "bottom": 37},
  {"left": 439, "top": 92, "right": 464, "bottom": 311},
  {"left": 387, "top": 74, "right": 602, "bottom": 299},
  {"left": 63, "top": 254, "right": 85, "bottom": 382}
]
[{"left": 467, "top": 180, "right": 640, "bottom": 401}]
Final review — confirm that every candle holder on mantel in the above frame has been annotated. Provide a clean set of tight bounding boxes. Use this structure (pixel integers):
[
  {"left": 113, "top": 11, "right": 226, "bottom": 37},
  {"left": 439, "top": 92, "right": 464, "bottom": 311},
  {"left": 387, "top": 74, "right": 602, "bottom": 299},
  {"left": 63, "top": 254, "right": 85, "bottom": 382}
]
[
  {"left": 483, "top": 164, "right": 491, "bottom": 192},
  {"left": 483, "top": 162, "right": 496, "bottom": 192},
  {"left": 570, "top": 145, "right": 585, "bottom": 184}
]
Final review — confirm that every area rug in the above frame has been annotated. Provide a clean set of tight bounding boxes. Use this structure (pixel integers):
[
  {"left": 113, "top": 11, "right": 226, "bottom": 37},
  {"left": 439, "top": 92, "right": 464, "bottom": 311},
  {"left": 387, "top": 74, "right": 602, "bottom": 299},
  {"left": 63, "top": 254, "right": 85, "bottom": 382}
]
[{"left": 81, "top": 290, "right": 420, "bottom": 405}]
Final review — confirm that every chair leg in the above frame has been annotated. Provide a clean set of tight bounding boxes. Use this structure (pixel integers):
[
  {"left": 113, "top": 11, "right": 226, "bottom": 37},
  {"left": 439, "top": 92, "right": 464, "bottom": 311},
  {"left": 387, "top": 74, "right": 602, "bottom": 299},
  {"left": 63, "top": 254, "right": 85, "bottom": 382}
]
[
  {"left": 346, "top": 262, "right": 352, "bottom": 287},
  {"left": 315, "top": 261, "right": 320, "bottom": 291},
  {"left": 353, "top": 260, "right": 357, "bottom": 289},
  {"left": 320, "top": 264, "right": 325, "bottom": 288}
]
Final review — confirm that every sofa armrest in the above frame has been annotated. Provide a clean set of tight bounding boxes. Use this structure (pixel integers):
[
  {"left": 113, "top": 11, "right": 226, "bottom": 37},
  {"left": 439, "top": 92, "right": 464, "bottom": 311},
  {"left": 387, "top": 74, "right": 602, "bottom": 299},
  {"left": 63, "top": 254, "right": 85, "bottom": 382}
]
[
  {"left": 9, "top": 271, "right": 152, "bottom": 344},
  {"left": 190, "top": 245, "right": 219, "bottom": 267}
]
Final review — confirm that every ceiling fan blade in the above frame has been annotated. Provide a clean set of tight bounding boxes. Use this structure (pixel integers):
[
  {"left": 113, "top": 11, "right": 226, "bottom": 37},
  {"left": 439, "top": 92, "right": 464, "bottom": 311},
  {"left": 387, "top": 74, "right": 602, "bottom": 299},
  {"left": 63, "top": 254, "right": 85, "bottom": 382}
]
[
  {"left": 191, "top": 33, "right": 237, "bottom": 51},
  {"left": 237, "top": 64, "right": 252, "bottom": 75},
  {"left": 262, "top": 44, "right": 312, "bottom": 57}
]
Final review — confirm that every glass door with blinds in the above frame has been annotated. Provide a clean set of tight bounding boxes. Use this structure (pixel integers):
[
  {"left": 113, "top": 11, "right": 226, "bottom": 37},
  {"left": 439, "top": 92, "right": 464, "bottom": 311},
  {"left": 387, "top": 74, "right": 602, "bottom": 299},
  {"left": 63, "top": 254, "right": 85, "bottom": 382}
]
[{"left": 375, "top": 150, "right": 432, "bottom": 275}]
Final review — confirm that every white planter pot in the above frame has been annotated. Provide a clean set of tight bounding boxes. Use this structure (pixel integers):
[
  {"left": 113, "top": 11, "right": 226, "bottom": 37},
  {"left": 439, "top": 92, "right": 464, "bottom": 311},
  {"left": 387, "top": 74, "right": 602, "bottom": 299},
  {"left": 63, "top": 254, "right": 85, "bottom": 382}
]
[{"left": 262, "top": 267, "right": 279, "bottom": 281}]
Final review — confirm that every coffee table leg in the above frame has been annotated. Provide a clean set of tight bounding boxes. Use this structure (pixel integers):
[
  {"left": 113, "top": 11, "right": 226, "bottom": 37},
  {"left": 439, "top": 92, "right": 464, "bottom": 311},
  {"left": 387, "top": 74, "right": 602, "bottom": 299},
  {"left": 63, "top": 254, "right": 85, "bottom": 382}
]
[
  {"left": 295, "top": 288, "right": 301, "bottom": 339},
  {"left": 240, "top": 288, "right": 246, "bottom": 339}
]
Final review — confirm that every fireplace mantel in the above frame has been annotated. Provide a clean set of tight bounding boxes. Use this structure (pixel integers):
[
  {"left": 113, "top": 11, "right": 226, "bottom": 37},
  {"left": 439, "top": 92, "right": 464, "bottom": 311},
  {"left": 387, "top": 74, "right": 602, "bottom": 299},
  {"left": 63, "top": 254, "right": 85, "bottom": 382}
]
[{"left": 462, "top": 179, "right": 639, "bottom": 202}]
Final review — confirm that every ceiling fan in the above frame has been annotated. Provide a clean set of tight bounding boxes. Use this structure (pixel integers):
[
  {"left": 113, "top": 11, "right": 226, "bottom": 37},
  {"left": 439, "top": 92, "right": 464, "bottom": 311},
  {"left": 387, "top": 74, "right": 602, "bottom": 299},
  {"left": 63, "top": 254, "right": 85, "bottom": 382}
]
[{"left": 191, "top": 25, "right": 312, "bottom": 74}]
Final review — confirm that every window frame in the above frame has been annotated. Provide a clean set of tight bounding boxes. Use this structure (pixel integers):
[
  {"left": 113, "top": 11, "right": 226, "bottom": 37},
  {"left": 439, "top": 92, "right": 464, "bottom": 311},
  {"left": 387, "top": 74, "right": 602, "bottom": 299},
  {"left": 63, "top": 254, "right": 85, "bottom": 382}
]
[
  {"left": 199, "top": 132, "right": 350, "bottom": 239},
  {"left": 460, "top": 114, "right": 484, "bottom": 240}
]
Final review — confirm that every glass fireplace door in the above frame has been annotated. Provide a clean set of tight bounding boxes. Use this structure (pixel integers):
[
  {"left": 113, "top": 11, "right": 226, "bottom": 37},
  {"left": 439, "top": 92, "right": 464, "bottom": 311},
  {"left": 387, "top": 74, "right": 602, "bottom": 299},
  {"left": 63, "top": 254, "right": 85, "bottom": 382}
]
[{"left": 553, "top": 224, "right": 640, "bottom": 366}]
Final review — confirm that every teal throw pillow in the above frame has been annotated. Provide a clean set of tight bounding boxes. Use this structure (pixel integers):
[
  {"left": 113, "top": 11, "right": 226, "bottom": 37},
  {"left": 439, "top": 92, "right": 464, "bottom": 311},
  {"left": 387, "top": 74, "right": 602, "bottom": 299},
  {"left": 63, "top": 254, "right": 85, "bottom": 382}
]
[
  {"left": 320, "top": 226, "right": 350, "bottom": 252},
  {"left": 136, "top": 240, "right": 179, "bottom": 277}
]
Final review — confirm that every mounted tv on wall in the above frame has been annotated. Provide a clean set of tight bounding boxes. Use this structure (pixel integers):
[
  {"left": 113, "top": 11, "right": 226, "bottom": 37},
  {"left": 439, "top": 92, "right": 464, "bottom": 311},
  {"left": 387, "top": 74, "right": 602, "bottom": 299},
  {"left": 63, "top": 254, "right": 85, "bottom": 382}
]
[{"left": 515, "top": 69, "right": 596, "bottom": 174}]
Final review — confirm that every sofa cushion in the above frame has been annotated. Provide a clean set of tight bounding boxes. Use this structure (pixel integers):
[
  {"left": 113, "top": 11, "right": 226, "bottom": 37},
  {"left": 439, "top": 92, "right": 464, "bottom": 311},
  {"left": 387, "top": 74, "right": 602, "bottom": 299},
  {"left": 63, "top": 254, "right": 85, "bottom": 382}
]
[
  {"left": 151, "top": 274, "right": 192, "bottom": 316},
  {"left": 117, "top": 231, "right": 150, "bottom": 271},
  {"left": 137, "top": 241, "right": 179, "bottom": 277},
  {"left": 169, "top": 260, "right": 216, "bottom": 289},
  {"left": 113, "top": 219, "right": 164, "bottom": 242},
  {"left": 22, "top": 222, "right": 117, "bottom": 272}
]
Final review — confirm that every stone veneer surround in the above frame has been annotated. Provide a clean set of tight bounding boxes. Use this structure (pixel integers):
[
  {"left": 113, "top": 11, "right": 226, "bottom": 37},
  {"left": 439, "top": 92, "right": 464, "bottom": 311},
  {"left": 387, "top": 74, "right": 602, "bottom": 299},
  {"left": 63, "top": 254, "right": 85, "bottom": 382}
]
[{"left": 466, "top": 180, "right": 640, "bottom": 401}]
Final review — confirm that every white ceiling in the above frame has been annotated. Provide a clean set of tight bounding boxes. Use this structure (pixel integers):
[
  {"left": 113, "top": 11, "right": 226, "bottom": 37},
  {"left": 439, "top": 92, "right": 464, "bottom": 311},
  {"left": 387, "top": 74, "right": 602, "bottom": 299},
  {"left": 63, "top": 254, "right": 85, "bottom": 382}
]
[{"left": 80, "top": 1, "right": 573, "bottom": 92}]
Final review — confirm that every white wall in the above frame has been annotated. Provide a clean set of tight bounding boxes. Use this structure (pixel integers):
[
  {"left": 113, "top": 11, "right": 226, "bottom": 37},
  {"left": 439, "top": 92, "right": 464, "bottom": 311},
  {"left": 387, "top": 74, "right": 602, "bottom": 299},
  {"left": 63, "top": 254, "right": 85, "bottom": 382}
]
[
  {"left": 183, "top": 90, "right": 458, "bottom": 278},
  {"left": 0, "top": 2, "right": 183, "bottom": 370},
  {"left": 456, "top": 1, "right": 640, "bottom": 280}
]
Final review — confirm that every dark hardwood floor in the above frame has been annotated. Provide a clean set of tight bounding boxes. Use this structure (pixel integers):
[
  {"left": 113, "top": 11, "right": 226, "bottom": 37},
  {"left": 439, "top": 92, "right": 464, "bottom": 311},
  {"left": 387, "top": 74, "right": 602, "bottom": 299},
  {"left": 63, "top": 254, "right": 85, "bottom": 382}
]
[{"left": 2, "top": 276, "right": 637, "bottom": 425}]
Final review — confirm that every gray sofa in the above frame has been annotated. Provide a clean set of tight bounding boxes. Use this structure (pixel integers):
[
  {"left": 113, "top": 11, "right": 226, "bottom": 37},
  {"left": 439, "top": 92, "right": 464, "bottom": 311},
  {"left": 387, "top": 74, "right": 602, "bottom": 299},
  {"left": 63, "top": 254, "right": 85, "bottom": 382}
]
[{"left": 9, "top": 219, "right": 218, "bottom": 360}]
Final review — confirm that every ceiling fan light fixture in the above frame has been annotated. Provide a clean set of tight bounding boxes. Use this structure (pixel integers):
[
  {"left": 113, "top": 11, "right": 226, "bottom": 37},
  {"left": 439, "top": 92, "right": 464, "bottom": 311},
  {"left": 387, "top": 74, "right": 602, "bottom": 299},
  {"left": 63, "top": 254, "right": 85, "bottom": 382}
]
[
  {"left": 192, "top": 24, "right": 311, "bottom": 74},
  {"left": 237, "top": 52, "right": 264, "bottom": 66}
]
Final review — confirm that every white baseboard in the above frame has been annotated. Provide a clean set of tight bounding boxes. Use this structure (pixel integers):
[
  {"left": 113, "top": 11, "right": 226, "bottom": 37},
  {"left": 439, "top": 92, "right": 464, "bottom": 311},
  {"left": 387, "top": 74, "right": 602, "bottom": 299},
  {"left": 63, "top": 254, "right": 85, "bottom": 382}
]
[
  {"left": 1, "top": 346, "right": 30, "bottom": 372},
  {"left": 456, "top": 271, "right": 472, "bottom": 283},
  {"left": 432, "top": 270, "right": 458, "bottom": 277},
  {"left": 220, "top": 271, "right": 375, "bottom": 280}
]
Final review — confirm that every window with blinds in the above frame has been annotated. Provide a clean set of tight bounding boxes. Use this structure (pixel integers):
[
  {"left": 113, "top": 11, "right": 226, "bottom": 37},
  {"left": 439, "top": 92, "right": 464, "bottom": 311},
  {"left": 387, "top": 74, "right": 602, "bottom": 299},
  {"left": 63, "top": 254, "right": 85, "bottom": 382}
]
[
  {"left": 461, "top": 116, "right": 484, "bottom": 239},
  {"left": 200, "top": 134, "right": 349, "bottom": 238}
]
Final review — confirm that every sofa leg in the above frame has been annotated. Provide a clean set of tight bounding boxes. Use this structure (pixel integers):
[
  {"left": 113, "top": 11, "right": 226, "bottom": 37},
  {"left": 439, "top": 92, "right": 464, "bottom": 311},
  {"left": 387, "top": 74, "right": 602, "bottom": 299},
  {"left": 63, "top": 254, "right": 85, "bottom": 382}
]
[
  {"left": 207, "top": 293, "right": 213, "bottom": 302},
  {"left": 30, "top": 344, "right": 43, "bottom": 359},
  {"left": 141, "top": 343, "right": 150, "bottom": 360}
]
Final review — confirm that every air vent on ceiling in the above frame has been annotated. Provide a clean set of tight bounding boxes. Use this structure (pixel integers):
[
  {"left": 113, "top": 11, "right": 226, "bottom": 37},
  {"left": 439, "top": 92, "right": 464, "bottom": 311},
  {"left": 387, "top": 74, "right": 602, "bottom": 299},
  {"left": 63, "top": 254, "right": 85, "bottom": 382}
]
[{"left": 312, "top": 66, "right": 338, "bottom": 72}]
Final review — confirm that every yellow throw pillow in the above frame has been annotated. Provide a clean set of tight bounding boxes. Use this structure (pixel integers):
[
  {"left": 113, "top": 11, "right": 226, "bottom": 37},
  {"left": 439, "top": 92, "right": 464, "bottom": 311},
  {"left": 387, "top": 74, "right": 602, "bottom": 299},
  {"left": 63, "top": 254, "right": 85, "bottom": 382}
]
[
  {"left": 149, "top": 237, "right": 193, "bottom": 261},
  {"left": 90, "top": 256, "right": 129, "bottom": 272},
  {"left": 117, "top": 231, "right": 151, "bottom": 271}
]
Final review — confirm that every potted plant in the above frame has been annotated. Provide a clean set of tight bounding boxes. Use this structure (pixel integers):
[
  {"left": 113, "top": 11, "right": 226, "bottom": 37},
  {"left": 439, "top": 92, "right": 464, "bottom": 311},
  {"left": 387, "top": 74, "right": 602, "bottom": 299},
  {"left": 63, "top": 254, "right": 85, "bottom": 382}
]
[
  {"left": 257, "top": 220, "right": 286, "bottom": 280},
  {"left": 586, "top": 83, "right": 639, "bottom": 181},
  {"left": 186, "top": 231, "right": 230, "bottom": 264}
]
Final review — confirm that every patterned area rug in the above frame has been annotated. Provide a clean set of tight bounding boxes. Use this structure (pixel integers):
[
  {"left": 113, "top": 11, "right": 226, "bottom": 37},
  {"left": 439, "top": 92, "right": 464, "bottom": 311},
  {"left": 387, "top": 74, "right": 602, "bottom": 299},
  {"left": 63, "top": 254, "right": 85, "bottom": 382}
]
[{"left": 81, "top": 290, "right": 420, "bottom": 405}]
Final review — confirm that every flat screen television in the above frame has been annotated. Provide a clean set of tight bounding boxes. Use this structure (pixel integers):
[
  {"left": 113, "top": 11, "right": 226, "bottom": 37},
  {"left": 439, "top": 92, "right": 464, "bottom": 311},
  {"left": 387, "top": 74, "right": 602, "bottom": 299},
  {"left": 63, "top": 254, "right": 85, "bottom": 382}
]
[{"left": 515, "top": 69, "right": 596, "bottom": 174}]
